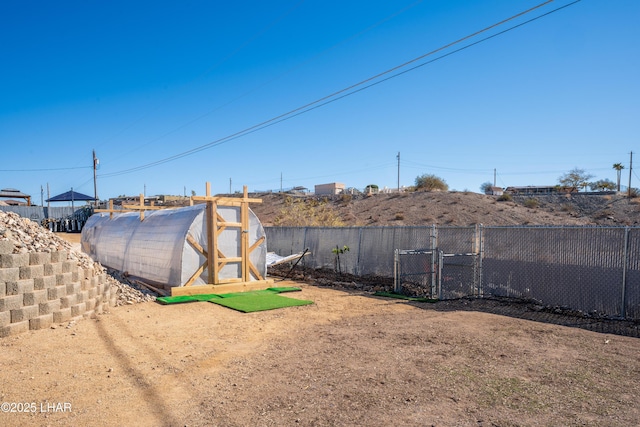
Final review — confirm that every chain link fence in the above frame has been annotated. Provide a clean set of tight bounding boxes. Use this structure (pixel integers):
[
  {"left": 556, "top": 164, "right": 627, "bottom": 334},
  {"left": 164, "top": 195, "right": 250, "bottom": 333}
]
[{"left": 265, "top": 225, "right": 640, "bottom": 320}]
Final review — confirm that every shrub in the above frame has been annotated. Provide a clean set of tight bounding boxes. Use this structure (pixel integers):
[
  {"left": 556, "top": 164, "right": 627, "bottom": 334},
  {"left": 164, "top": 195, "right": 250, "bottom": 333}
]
[
  {"left": 415, "top": 174, "right": 448, "bottom": 191},
  {"left": 524, "top": 198, "right": 539, "bottom": 209},
  {"left": 497, "top": 193, "right": 512, "bottom": 202},
  {"left": 561, "top": 203, "right": 574, "bottom": 213},
  {"left": 273, "top": 198, "right": 344, "bottom": 226}
]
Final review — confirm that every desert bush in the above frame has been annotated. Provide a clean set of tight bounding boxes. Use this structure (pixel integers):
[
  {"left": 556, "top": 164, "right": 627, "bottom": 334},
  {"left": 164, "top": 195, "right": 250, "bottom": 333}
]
[
  {"left": 274, "top": 198, "right": 344, "bottom": 226},
  {"left": 524, "top": 198, "right": 539, "bottom": 209},
  {"left": 415, "top": 174, "right": 448, "bottom": 191},
  {"left": 394, "top": 212, "right": 404, "bottom": 220},
  {"left": 497, "top": 193, "right": 512, "bottom": 202},
  {"left": 561, "top": 203, "right": 574, "bottom": 213}
]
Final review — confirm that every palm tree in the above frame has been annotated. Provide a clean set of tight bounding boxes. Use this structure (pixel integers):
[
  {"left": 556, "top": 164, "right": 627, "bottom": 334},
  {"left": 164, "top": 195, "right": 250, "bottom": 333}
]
[{"left": 613, "top": 163, "right": 625, "bottom": 192}]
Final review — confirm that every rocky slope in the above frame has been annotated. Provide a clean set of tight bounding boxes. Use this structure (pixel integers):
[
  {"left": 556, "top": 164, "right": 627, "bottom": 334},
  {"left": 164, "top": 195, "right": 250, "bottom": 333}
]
[{"left": 250, "top": 191, "right": 640, "bottom": 227}]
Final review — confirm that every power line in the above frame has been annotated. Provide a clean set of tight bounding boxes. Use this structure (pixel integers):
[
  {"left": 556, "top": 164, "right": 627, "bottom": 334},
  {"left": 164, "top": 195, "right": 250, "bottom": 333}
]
[
  {"left": 114, "top": 0, "right": 425, "bottom": 159},
  {"left": 0, "top": 166, "right": 90, "bottom": 172},
  {"left": 93, "top": 1, "right": 308, "bottom": 159},
  {"left": 99, "top": 0, "right": 579, "bottom": 179}
]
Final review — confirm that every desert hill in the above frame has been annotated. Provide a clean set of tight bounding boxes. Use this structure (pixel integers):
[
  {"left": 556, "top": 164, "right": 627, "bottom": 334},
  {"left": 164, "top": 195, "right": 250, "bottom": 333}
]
[{"left": 248, "top": 191, "right": 640, "bottom": 227}]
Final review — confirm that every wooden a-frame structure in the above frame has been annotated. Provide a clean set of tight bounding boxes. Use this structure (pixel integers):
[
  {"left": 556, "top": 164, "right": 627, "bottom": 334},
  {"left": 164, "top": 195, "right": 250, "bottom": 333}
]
[{"left": 95, "top": 183, "right": 273, "bottom": 296}]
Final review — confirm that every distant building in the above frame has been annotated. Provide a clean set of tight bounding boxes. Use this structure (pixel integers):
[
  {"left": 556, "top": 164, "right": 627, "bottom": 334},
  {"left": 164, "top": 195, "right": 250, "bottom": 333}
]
[
  {"left": 315, "top": 183, "right": 345, "bottom": 195},
  {"left": 505, "top": 186, "right": 577, "bottom": 195},
  {"left": 485, "top": 186, "right": 504, "bottom": 196}
]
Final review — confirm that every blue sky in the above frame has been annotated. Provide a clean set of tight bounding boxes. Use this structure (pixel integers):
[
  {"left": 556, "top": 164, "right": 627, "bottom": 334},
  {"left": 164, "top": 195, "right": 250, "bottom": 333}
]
[{"left": 1, "top": 0, "right": 639, "bottom": 203}]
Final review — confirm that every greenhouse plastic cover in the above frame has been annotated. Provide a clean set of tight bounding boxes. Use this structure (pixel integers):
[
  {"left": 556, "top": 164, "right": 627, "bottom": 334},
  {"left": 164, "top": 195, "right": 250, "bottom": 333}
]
[{"left": 81, "top": 204, "right": 267, "bottom": 287}]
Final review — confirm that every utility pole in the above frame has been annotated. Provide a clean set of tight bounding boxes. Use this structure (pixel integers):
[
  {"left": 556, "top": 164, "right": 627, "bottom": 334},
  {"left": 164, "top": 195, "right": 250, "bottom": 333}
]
[
  {"left": 494, "top": 168, "right": 497, "bottom": 187},
  {"left": 93, "top": 150, "right": 99, "bottom": 205},
  {"left": 229, "top": 178, "right": 232, "bottom": 194},
  {"left": 397, "top": 152, "right": 400, "bottom": 192},
  {"left": 40, "top": 185, "right": 44, "bottom": 207},
  {"left": 628, "top": 151, "right": 633, "bottom": 198}
]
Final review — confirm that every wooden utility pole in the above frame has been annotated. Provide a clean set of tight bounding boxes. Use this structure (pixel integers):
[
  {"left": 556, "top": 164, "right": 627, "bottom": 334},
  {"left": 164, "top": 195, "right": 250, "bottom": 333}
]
[
  {"left": 397, "top": 152, "right": 400, "bottom": 191},
  {"left": 628, "top": 151, "right": 633, "bottom": 198},
  {"left": 93, "top": 150, "right": 99, "bottom": 205}
]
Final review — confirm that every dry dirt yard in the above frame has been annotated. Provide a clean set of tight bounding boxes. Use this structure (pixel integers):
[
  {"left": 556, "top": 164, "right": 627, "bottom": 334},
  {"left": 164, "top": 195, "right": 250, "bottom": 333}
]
[{"left": 2, "top": 274, "right": 640, "bottom": 426}]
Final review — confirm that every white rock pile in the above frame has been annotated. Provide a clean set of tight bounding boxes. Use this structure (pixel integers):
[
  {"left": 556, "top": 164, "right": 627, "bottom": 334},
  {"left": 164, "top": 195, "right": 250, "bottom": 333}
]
[{"left": 0, "top": 210, "right": 156, "bottom": 305}]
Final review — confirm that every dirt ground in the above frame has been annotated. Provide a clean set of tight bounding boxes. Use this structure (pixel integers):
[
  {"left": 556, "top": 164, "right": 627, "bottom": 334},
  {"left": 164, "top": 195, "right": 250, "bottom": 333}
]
[{"left": 1, "top": 273, "right": 640, "bottom": 426}]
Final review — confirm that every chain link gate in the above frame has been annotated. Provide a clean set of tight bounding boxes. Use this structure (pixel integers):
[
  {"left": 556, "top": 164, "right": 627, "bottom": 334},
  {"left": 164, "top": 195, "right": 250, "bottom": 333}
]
[
  {"left": 394, "top": 249, "right": 439, "bottom": 298},
  {"left": 394, "top": 249, "right": 479, "bottom": 299}
]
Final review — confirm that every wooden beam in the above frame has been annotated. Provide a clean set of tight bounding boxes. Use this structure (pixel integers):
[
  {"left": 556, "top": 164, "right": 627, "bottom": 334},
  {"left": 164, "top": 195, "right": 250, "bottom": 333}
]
[
  {"left": 249, "top": 236, "right": 266, "bottom": 253},
  {"left": 184, "top": 261, "right": 208, "bottom": 287},
  {"left": 241, "top": 185, "right": 250, "bottom": 282},
  {"left": 248, "top": 260, "right": 264, "bottom": 281},
  {"left": 191, "top": 196, "right": 263, "bottom": 205},
  {"left": 139, "top": 193, "right": 145, "bottom": 221},
  {"left": 133, "top": 280, "right": 169, "bottom": 296},
  {"left": 186, "top": 234, "right": 207, "bottom": 257},
  {"left": 217, "top": 256, "right": 243, "bottom": 265},
  {"left": 208, "top": 200, "right": 216, "bottom": 284},
  {"left": 170, "top": 279, "right": 275, "bottom": 296},
  {"left": 121, "top": 204, "right": 166, "bottom": 210}
]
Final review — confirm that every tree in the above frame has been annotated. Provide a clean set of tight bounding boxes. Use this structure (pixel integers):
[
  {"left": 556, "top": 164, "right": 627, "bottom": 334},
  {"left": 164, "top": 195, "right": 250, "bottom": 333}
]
[
  {"left": 364, "top": 184, "right": 379, "bottom": 194},
  {"left": 613, "top": 163, "right": 625, "bottom": 192},
  {"left": 480, "top": 181, "right": 494, "bottom": 194},
  {"left": 415, "top": 174, "right": 448, "bottom": 191},
  {"left": 589, "top": 179, "right": 616, "bottom": 191},
  {"left": 558, "top": 168, "right": 593, "bottom": 191}
]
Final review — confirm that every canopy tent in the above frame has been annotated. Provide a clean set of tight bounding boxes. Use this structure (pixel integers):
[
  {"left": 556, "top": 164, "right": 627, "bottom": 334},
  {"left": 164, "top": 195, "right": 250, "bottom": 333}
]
[
  {"left": 46, "top": 188, "right": 96, "bottom": 212},
  {"left": 46, "top": 189, "right": 96, "bottom": 202}
]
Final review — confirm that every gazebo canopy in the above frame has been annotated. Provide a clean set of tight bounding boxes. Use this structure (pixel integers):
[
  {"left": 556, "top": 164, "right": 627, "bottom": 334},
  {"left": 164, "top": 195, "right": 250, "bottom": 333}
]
[
  {"left": 0, "top": 188, "right": 31, "bottom": 206},
  {"left": 46, "top": 190, "right": 96, "bottom": 202}
]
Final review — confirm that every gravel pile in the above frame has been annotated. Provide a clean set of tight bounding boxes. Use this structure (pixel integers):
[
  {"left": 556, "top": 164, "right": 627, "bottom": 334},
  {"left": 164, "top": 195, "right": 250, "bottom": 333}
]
[
  {"left": 0, "top": 210, "right": 156, "bottom": 305},
  {"left": 105, "top": 268, "right": 157, "bottom": 306}
]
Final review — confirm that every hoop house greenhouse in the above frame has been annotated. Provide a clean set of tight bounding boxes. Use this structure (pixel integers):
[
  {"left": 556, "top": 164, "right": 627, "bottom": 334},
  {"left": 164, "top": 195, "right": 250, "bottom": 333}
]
[{"left": 81, "top": 201, "right": 267, "bottom": 290}]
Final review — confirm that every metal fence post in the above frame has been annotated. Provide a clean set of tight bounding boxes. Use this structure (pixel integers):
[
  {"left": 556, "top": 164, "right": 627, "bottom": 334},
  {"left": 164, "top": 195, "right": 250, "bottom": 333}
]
[
  {"left": 393, "top": 249, "right": 399, "bottom": 293},
  {"left": 477, "top": 224, "right": 484, "bottom": 297},
  {"left": 431, "top": 224, "right": 437, "bottom": 297},
  {"left": 621, "top": 226, "right": 630, "bottom": 318},
  {"left": 356, "top": 227, "right": 363, "bottom": 277},
  {"left": 437, "top": 250, "right": 444, "bottom": 299}
]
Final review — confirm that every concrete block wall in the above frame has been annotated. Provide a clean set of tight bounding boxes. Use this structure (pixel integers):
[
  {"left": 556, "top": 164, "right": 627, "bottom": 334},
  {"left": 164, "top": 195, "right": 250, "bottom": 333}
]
[{"left": 0, "top": 244, "right": 113, "bottom": 338}]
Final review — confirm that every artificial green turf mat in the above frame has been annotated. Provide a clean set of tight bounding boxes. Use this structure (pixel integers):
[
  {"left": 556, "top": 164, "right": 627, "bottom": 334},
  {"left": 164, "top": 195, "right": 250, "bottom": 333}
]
[
  {"left": 209, "top": 293, "right": 313, "bottom": 313},
  {"left": 156, "top": 287, "right": 309, "bottom": 312},
  {"left": 156, "top": 294, "right": 222, "bottom": 304},
  {"left": 373, "top": 291, "right": 438, "bottom": 303},
  {"left": 217, "top": 289, "right": 280, "bottom": 298}
]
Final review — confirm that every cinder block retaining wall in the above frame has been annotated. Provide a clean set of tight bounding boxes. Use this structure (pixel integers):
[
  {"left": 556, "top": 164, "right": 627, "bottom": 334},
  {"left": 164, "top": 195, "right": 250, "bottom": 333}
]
[{"left": 0, "top": 241, "right": 113, "bottom": 337}]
